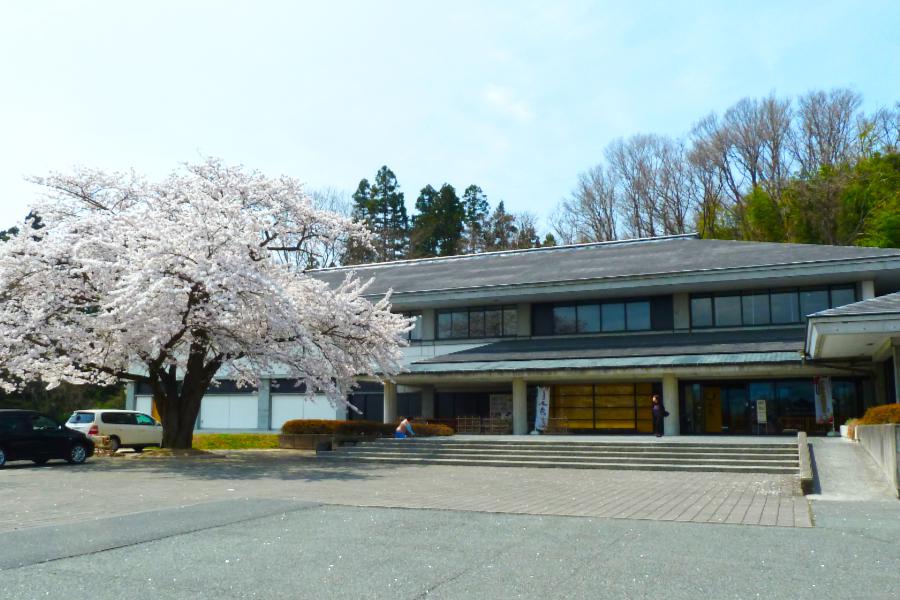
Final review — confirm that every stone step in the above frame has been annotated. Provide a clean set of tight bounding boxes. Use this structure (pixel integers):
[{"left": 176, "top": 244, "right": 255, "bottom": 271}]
[
  {"left": 317, "top": 453, "right": 799, "bottom": 474},
  {"left": 358, "top": 441, "right": 796, "bottom": 456},
  {"left": 329, "top": 449, "right": 797, "bottom": 467},
  {"left": 336, "top": 446, "right": 799, "bottom": 463},
  {"left": 363, "top": 439, "right": 796, "bottom": 450}
]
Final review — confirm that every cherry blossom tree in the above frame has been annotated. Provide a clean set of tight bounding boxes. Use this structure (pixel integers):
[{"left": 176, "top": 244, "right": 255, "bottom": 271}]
[{"left": 0, "top": 158, "right": 411, "bottom": 448}]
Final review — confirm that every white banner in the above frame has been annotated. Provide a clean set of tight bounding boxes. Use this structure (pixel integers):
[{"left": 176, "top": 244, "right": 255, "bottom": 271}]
[
  {"left": 813, "top": 376, "right": 834, "bottom": 424},
  {"left": 534, "top": 386, "right": 550, "bottom": 432}
]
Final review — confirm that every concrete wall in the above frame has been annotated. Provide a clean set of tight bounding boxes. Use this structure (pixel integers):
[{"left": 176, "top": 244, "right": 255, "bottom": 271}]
[{"left": 856, "top": 423, "right": 900, "bottom": 497}]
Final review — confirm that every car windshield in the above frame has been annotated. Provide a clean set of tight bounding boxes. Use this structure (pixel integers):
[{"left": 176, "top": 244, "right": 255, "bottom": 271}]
[{"left": 67, "top": 412, "right": 95, "bottom": 424}]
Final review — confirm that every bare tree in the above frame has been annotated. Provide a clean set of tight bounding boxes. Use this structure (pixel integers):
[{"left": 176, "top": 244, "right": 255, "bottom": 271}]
[
  {"left": 790, "top": 88, "right": 863, "bottom": 175},
  {"left": 552, "top": 164, "right": 618, "bottom": 243}
]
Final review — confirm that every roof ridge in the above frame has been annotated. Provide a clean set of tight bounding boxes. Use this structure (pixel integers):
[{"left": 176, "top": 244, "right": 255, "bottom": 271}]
[{"left": 309, "top": 232, "right": 699, "bottom": 272}]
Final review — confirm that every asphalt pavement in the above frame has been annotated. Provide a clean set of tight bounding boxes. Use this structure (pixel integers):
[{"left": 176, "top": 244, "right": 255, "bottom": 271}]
[{"left": 0, "top": 439, "right": 897, "bottom": 600}]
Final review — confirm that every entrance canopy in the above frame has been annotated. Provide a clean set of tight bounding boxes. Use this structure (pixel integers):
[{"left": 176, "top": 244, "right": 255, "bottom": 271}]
[{"left": 805, "top": 292, "right": 900, "bottom": 361}]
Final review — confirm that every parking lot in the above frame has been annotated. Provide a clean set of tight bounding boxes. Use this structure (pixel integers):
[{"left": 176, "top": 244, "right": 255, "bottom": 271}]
[{"left": 1, "top": 446, "right": 898, "bottom": 599}]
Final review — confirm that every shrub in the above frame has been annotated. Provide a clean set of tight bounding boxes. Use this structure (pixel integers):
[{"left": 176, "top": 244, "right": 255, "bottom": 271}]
[
  {"left": 414, "top": 423, "right": 455, "bottom": 437},
  {"left": 281, "top": 419, "right": 454, "bottom": 437},
  {"left": 281, "top": 419, "right": 393, "bottom": 436},
  {"left": 858, "top": 404, "right": 900, "bottom": 425}
]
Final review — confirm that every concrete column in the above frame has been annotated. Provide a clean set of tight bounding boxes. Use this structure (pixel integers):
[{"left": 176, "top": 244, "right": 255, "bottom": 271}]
[
  {"left": 893, "top": 344, "right": 900, "bottom": 404},
  {"left": 512, "top": 378, "right": 527, "bottom": 435},
  {"left": 420, "top": 309, "right": 436, "bottom": 341},
  {"left": 257, "top": 378, "right": 271, "bottom": 430},
  {"left": 672, "top": 293, "right": 690, "bottom": 330},
  {"left": 516, "top": 303, "right": 532, "bottom": 337},
  {"left": 861, "top": 280, "right": 876, "bottom": 300},
  {"left": 383, "top": 381, "right": 398, "bottom": 424},
  {"left": 124, "top": 381, "right": 136, "bottom": 411},
  {"left": 420, "top": 386, "right": 435, "bottom": 419},
  {"left": 663, "top": 374, "right": 680, "bottom": 436}
]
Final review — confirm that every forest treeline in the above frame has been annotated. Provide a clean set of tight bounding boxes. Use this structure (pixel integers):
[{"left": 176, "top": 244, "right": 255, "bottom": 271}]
[
  {"left": 341, "top": 167, "right": 556, "bottom": 265},
  {"left": 337, "top": 88, "right": 898, "bottom": 267},
  {"left": 552, "top": 88, "right": 899, "bottom": 248}
]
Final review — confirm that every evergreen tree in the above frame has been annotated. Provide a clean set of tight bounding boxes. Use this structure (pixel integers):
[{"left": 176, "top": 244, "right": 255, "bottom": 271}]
[
  {"left": 345, "top": 179, "right": 377, "bottom": 264},
  {"left": 410, "top": 183, "right": 464, "bottom": 257},
  {"left": 485, "top": 201, "right": 518, "bottom": 251},
  {"left": 461, "top": 185, "right": 490, "bottom": 253},
  {"left": 542, "top": 232, "right": 558, "bottom": 247},
  {"left": 410, "top": 184, "right": 440, "bottom": 257},
  {"left": 370, "top": 166, "right": 409, "bottom": 261}
]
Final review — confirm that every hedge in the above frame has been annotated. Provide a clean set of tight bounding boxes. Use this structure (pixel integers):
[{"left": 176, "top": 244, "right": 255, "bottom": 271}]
[
  {"left": 858, "top": 404, "right": 900, "bottom": 425},
  {"left": 281, "top": 419, "right": 454, "bottom": 437}
]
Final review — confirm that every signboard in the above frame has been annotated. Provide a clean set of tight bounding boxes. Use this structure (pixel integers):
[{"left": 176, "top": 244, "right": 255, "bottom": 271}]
[
  {"left": 813, "top": 376, "right": 834, "bottom": 424},
  {"left": 534, "top": 386, "right": 550, "bottom": 432},
  {"left": 756, "top": 399, "right": 767, "bottom": 425}
]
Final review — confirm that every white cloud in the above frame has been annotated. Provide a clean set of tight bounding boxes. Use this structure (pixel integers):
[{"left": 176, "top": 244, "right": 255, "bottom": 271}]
[{"left": 482, "top": 84, "right": 534, "bottom": 123}]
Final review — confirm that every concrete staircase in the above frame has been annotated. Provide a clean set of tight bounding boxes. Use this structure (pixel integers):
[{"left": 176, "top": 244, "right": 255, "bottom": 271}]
[{"left": 317, "top": 438, "right": 800, "bottom": 474}]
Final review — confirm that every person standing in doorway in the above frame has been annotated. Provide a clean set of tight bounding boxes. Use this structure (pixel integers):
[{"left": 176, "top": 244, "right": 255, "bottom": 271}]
[
  {"left": 395, "top": 416, "right": 415, "bottom": 439},
  {"left": 651, "top": 394, "right": 668, "bottom": 437}
]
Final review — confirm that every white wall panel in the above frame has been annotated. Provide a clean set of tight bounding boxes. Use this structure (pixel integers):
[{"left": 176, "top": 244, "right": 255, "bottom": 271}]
[
  {"left": 200, "top": 395, "right": 258, "bottom": 429},
  {"left": 135, "top": 396, "right": 152, "bottom": 416}
]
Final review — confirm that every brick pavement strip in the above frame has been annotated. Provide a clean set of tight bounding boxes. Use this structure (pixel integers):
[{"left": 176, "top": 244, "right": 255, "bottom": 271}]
[{"left": 0, "top": 452, "right": 812, "bottom": 531}]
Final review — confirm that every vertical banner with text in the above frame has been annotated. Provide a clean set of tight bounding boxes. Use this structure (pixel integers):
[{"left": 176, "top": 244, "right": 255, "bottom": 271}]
[
  {"left": 534, "top": 386, "right": 550, "bottom": 432},
  {"left": 813, "top": 376, "right": 834, "bottom": 424}
]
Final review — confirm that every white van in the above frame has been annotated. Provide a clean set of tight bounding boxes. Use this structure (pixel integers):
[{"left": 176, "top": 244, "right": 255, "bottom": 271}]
[{"left": 66, "top": 410, "right": 163, "bottom": 452}]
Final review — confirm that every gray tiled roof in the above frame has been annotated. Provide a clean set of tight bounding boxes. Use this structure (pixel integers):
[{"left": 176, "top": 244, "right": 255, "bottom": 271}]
[
  {"left": 810, "top": 291, "right": 900, "bottom": 318},
  {"left": 311, "top": 235, "right": 900, "bottom": 297},
  {"left": 415, "top": 327, "right": 806, "bottom": 364}
]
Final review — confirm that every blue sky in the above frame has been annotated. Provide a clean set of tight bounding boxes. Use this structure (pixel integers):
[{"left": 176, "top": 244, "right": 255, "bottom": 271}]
[{"left": 1, "top": 1, "right": 898, "bottom": 231}]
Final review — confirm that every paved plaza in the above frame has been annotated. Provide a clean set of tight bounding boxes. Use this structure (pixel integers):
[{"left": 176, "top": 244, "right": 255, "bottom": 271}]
[{"left": 0, "top": 438, "right": 897, "bottom": 599}]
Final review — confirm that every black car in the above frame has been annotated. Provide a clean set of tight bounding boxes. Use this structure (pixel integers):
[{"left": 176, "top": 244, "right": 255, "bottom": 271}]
[{"left": 0, "top": 409, "right": 95, "bottom": 467}]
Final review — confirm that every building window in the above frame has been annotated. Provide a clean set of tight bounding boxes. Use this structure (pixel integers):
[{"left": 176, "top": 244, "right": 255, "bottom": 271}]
[
  {"left": 741, "top": 293, "right": 770, "bottom": 326},
  {"left": 770, "top": 291, "right": 799, "bottom": 324},
  {"left": 547, "top": 300, "right": 652, "bottom": 335},
  {"left": 601, "top": 303, "right": 626, "bottom": 332},
  {"left": 553, "top": 306, "right": 577, "bottom": 334},
  {"left": 690, "top": 297, "right": 713, "bottom": 328},
  {"left": 691, "top": 284, "right": 857, "bottom": 329},
  {"left": 436, "top": 306, "right": 518, "bottom": 340},
  {"left": 625, "top": 301, "right": 651, "bottom": 330},
  {"left": 713, "top": 296, "right": 742, "bottom": 327},
  {"left": 406, "top": 312, "right": 423, "bottom": 341}
]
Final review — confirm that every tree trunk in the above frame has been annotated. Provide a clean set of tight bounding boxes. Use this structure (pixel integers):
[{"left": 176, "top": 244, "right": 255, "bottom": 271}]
[{"left": 159, "top": 389, "right": 204, "bottom": 449}]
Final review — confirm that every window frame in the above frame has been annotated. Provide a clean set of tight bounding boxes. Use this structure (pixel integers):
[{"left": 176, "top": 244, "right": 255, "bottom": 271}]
[
  {"left": 690, "top": 284, "right": 858, "bottom": 330},
  {"left": 435, "top": 305, "right": 519, "bottom": 340}
]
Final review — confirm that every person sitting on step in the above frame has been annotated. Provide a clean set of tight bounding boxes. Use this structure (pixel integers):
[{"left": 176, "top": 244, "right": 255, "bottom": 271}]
[{"left": 395, "top": 416, "right": 416, "bottom": 439}]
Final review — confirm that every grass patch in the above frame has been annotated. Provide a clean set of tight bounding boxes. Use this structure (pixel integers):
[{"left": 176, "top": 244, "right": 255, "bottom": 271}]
[{"left": 191, "top": 433, "right": 280, "bottom": 450}]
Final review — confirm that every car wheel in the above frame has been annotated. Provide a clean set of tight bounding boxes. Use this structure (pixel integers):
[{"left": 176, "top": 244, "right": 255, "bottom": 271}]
[
  {"left": 108, "top": 436, "right": 121, "bottom": 453},
  {"left": 67, "top": 444, "right": 88, "bottom": 465},
  {"left": 0, "top": 447, "right": 6, "bottom": 468},
  {"left": 32, "top": 458, "right": 49, "bottom": 465}
]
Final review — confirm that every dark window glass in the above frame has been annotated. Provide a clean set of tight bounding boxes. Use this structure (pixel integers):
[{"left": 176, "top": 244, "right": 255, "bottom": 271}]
[
  {"left": 626, "top": 301, "right": 651, "bottom": 330},
  {"left": 576, "top": 304, "right": 601, "bottom": 333},
  {"left": 67, "top": 412, "right": 95, "bottom": 424},
  {"left": 437, "top": 312, "right": 452, "bottom": 339},
  {"left": 690, "top": 297, "right": 713, "bottom": 328},
  {"left": 830, "top": 287, "right": 856, "bottom": 308},
  {"left": 771, "top": 292, "right": 799, "bottom": 324},
  {"left": 741, "top": 294, "right": 770, "bottom": 325},
  {"left": 601, "top": 303, "right": 625, "bottom": 332},
  {"left": 502, "top": 307, "right": 518, "bottom": 336},
  {"left": 800, "top": 290, "right": 829, "bottom": 320},
  {"left": 31, "top": 415, "right": 58, "bottom": 431},
  {"left": 450, "top": 311, "right": 468, "bottom": 338},
  {"left": 714, "top": 296, "right": 742, "bottom": 327},
  {"left": 469, "top": 310, "right": 485, "bottom": 338},
  {"left": 485, "top": 309, "right": 502, "bottom": 337},
  {"left": 553, "top": 306, "right": 577, "bottom": 334},
  {"left": 406, "top": 313, "right": 423, "bottom": 341},
  {"left": 135, "top": 414, "right": 156, "bottom": 426}
]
